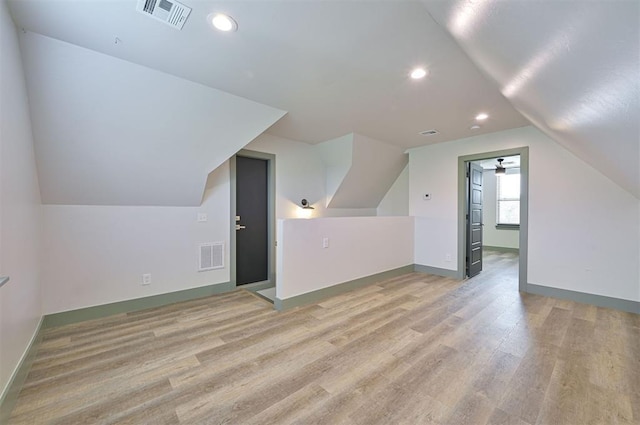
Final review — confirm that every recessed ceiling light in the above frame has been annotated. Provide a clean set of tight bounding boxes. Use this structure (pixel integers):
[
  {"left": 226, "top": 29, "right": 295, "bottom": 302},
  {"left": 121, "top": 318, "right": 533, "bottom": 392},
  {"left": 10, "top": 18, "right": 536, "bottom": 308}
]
[
  {"left": 410, "top": 68, "right": 427, "bottom": 79},
  {"left": 470, "top": 125, "right": 481, "bottom": 130},
  {"left": 210, "top": 13, "right": 238, "bottom": 32},
  {"left": 475, "top": 112, "right": 489, "bottom": 121}
]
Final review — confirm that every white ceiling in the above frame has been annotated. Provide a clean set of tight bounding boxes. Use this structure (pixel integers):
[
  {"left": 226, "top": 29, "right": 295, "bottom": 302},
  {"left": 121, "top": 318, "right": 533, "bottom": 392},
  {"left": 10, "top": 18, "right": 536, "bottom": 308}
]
[
  {"left": 8, "top": 0, "right": 528, "bottom": 148},
  {"left": 476, "top": 155, "right": 520, "bottom": 171},
  {"left": 424, "top": 0, "right": 640, "bottom": 198},
  {"left": 7, "top": 0, "right": 639, "bottom": 199},
  {"left": 20, "top": 30, "right": 285, "bottom": 206}
]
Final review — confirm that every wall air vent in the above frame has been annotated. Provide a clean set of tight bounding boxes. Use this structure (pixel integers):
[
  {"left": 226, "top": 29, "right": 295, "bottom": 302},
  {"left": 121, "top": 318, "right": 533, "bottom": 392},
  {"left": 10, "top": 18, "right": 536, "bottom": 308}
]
[
  {"left": 419, "top": 129, "right": 439, "bottom": 136},
  {"left": 136, "top": 0, "right": 191, "bottom": 30},
  {"left": 199, "top": 242, "right": 224, "bottom": 272}
]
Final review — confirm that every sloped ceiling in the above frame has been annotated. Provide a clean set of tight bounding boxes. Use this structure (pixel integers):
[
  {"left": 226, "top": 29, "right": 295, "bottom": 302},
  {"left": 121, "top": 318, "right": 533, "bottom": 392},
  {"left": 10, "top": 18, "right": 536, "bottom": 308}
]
[
  {"left": 317, "top": 133, "right": 408, "bottom": 209},
  {"left": 334, "top": 134, "right": 409, "bottom": 209},
  {"left": 8, "top": 0, "right": 638, "bottom": 201},
  {"left": 316, "top": 134, "right": 354, "bottom": 207},
  {"left": 424, "top": 0, "right": 640, "bottom": 198},
  {"left": 20, "top": 31, "right": 285, "bottom": 206},
  {"left": 8, "top": 0, "right": 528, "bottom": 149}
]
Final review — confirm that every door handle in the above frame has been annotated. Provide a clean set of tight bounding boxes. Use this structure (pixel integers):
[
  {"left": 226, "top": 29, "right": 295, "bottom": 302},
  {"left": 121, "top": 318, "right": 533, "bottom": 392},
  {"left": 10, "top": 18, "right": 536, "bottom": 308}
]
[{"left": 235, "top": 224, "right": 246, "bottom": 230}]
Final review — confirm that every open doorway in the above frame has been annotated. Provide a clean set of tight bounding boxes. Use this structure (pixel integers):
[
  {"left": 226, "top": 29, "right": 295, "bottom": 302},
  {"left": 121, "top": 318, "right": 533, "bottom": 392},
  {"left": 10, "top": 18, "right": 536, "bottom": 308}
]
[{"left": 457, "top": 147, "right": 529, "bottom": 292}]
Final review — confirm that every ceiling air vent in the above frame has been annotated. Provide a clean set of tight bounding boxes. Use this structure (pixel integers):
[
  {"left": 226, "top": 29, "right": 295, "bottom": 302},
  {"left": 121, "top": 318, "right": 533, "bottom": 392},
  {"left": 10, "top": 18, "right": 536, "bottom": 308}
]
[
  {"left": 419, "top": 129, "right": 439, "bottom": 136},
  {"left": 136, "top": 0, "right": 191, "bottom": 30}
]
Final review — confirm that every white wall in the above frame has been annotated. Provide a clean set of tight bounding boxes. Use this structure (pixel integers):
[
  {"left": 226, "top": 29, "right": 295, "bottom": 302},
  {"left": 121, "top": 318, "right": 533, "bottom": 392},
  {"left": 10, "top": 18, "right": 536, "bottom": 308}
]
[
  {"left": 482, "top": 169, "right": 519, "bottom": 249},
  {"left": 245, "top": 133, "right": 327, "bottom": 219},
  {"left": 276, "top": 217, "right": 414, "bottom": 299},
  {"left": 41, "top": 164, "right": 230, "bottom": 314},
  {"left": 0, "top": 0, "right": 42, "bottom": 396},
  {"left": 40, "top": 131, "right": 388, "bottom": 316},
  {"left": 378, "top": 165, "right": 409, "bottom": 216},
  {"left": 316, "top": 134, "right": 353, "bottom": 208},
  {"left": 329, "top": 133, "right": 408, "bottom": 208},
  {"left": 19, "top": 31, "right": 285, "bottom": 207},
  {"left": 410, "top": 126, "right": 640, "bottom": 302},
  {"left": 246, "top": 133, "right": 378, "bottom": 218}
]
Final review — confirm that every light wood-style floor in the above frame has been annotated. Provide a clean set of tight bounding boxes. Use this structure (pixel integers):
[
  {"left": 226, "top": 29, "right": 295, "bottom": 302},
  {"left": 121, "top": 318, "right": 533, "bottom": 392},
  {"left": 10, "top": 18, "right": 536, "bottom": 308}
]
[{"left": 8, "top": 251, "right": 640, "bottom": 424}]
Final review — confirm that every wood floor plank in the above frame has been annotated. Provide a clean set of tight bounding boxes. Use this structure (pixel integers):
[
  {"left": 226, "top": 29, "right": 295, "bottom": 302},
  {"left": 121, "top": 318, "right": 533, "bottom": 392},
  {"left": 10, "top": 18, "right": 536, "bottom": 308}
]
[
  {"left": 486, "top": 407, "right": 531, "bottom": 425},
  {"left": 444, "top": 391, "right": 495, "bottom": 425},
  {"left": 349, "top": 344, "right": 457, "bottom": 425},
  {"left": 47, "top": 380, "right": 174, "bottom": 425},
  {"left": 471, "top": 349, "right": 523, "bottom": 403},
  {"left": 498, "top": 343, "right": 560, "bottom": 424},
  {"left": 8, "top": 250, "right": 639, "bottom": 425}
]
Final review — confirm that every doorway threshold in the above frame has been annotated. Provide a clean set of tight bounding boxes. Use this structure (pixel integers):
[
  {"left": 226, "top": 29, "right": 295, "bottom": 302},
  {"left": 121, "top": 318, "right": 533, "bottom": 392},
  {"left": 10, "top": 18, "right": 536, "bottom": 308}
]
[{"left": 255, "top": 287, "right": 276, "bottom": 304}]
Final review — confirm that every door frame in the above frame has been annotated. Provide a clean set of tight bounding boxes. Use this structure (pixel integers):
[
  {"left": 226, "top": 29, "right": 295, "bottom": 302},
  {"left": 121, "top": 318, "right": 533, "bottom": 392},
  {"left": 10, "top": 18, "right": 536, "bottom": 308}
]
[
  {"left": 230, "top": 149, "right": 276, "bottom": 290},
  {"left": 457, "top": 147, "right": 529, "bottom": 292}
]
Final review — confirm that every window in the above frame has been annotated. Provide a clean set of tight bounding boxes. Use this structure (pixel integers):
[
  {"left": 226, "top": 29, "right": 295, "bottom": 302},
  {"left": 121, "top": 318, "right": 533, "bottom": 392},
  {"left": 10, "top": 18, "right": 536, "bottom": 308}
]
[{"left": 497, "top": 172, "right": 520, "bottom": 227}]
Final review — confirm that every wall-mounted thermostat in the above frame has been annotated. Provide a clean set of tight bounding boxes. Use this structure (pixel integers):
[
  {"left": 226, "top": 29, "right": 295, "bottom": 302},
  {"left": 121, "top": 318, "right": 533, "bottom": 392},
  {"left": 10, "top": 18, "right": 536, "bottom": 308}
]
[{"left": 423, "top": 193, "right": 432, "bottom": 200}]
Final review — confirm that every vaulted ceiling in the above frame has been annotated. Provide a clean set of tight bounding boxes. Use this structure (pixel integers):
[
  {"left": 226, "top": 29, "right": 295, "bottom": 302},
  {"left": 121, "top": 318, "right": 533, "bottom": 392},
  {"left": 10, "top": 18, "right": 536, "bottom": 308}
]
[
  {"left": 8, "top": 0, "right": 528, "bottom": 148},
  {"left": 7, "top": 0, "right": 640, "bottom": 200},
  {"left": 424, "top": 0, "right": 639, "bottom": 198}
]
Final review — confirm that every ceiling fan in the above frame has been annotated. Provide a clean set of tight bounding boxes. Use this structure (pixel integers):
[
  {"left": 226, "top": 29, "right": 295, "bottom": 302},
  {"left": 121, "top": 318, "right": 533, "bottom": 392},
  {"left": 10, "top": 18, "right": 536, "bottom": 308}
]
[{"left": 495, "top": 158, "right": 506, "bottom": 175}]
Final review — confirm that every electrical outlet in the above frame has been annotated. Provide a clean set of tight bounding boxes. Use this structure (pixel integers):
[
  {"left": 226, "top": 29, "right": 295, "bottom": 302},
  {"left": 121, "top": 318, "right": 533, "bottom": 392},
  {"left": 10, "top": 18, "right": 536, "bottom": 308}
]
[
  {"left": 142, "top": 273, "right": 151, "bottom": 285},
  {"left": 322, "top": 237, "right": 329, "bottom": 248},
  {"left": 197, "top": 213, "right": 207, "bottom": 222}
]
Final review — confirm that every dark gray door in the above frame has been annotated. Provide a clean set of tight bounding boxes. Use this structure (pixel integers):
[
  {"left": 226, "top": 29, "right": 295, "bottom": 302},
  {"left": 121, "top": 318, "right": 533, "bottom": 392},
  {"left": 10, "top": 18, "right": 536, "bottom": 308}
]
[
  {"left": 467, "top": 162, "right": 483, "bottom": 277},
  {"left": 236, "top": 156, "right": 268, "bottom": 285}
]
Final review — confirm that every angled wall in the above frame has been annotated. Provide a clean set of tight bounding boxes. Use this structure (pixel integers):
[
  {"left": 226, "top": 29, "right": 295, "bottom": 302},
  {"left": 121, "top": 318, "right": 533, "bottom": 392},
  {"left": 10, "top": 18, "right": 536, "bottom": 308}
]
[
  {"left": 377, "top": 164, "right": 409, "bottom": 216},
  {"left": 315, "top": 134, "right": 353, "bottom": 207},
  {"left": 20, "top": 32, "right": 286, "bottom": 206},
  {"left": 317, "top": 133, "right": 408, "bottom": 210}
]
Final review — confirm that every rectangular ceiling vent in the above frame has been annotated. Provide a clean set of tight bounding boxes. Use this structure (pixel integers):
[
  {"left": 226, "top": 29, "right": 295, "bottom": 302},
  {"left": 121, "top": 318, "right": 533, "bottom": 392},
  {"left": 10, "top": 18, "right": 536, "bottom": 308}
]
[
  {"left": 199, "top": 242, "right": 224, "bottom": 272},
  {"left": 136, "top": 0, "right": 191, "bottom": 30},
  {"left": 419, "top": 129, "right": 439, "bottom": 136}
]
